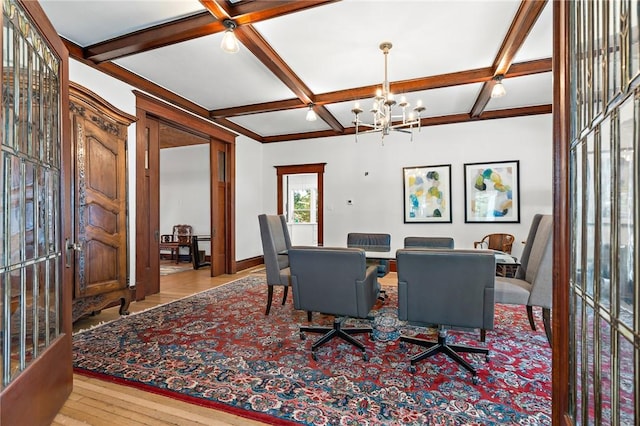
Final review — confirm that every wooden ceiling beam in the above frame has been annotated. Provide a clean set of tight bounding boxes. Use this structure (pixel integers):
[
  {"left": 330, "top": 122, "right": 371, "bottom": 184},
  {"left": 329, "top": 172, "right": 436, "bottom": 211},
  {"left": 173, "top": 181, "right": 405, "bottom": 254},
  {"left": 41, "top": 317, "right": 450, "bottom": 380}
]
[
  {"left": 257, "top": 104, "right": 551, "bottom": 143},
  {"left": 201, "top": 0, "right": 339, "bottom": 25},
  {"left": 85, "top": 12, "right": 221, "bottom": 63},
  {"left": 234, "top": 25, "right": 344, "bottom": 133},
  {"left": 470, "top": 0, "right": 548, "bottom": 118},
  {"left": 84, "top": 1, "right": 337, "bottom": 63},
  {"left": 209, "top": 58, "right": 551, "bottom": 118},
  {"left": 211, "top": 98, "right": 305, "bottom": 118},
  {"left": 64, "top": 38, "right": 213, "bottom": 120}
]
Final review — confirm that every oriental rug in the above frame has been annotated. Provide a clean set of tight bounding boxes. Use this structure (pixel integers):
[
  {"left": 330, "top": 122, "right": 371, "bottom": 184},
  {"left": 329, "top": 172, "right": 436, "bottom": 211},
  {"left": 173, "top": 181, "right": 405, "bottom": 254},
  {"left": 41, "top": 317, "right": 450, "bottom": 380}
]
[{"left": 73, "top": 275, "right": 552, "bottom": 425}]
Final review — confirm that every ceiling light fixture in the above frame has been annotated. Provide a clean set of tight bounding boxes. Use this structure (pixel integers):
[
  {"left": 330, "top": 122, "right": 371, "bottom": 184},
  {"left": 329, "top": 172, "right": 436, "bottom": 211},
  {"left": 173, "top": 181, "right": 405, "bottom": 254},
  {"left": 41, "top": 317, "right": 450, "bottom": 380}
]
[
  {"left": 351, "top": 42, "right": 425, "bottom": 144},
  {"left": 220, "top": 19, "right": 239, "bottom": 54},
  {"left": 305, "top": 103, "right": 317, "bottom": 121},
  {"left": 491, "top": 74, "right": 506, "bottom": 98}
]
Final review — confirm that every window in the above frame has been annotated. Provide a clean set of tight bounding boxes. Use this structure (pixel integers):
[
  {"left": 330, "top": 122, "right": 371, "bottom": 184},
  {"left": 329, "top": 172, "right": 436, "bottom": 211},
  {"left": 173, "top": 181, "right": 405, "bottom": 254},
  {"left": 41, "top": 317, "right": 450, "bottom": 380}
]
[{"left": 291, "top": 189, "right": 316, "bottom": 223}]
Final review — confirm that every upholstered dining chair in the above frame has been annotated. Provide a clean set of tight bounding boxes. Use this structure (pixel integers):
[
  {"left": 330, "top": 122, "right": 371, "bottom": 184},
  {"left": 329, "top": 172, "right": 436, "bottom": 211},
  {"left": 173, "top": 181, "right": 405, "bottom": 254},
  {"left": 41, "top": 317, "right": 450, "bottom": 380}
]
[
  {"left": 289, "top": 246, "right": 380, "bottom": 361},
  {"left": 396, "top": 248, "right": 495, "bottom": 384},
  {"left": 258, "top": 214, "right": 292, "bottom": 315},
  {"left": 474, "top": 233, "right": 515, "bottom": 254},
  {"left": 347, "top": 232, "right": 391, "bottom": 277},
  {"left": 404, "top": 236, "right": 454, "bottom": 249},
  {"left": 494, "top": 214, "right": 553, "bottom": 345}
]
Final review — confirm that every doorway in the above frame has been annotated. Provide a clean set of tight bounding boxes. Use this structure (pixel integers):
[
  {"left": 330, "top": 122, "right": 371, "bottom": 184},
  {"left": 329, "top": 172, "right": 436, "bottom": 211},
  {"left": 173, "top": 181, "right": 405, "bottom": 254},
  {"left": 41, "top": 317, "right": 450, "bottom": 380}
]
[
  {"left": 134, "top": 91, "right": 236, "bottom": 301},
  {"left": 159, "top": 124, "right": 211, "bottom": 275},
  {"left": 275, "top": 163, "right": 326, "bottom": 246}
]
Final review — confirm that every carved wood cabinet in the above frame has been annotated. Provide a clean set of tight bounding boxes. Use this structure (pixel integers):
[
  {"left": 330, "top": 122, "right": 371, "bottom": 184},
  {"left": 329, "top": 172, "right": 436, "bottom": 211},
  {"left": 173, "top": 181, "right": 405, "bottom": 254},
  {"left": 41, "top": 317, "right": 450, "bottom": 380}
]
[{"left": 69, "top": 82, "right": 135, "bottom": 322}]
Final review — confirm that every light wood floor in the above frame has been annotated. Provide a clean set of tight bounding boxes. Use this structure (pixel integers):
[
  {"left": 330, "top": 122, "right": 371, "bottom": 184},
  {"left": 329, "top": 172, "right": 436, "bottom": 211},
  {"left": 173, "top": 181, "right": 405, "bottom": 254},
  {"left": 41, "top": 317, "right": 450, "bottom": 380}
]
[{"left": 56, "top": 267, "right": 398, "bottom": 425}]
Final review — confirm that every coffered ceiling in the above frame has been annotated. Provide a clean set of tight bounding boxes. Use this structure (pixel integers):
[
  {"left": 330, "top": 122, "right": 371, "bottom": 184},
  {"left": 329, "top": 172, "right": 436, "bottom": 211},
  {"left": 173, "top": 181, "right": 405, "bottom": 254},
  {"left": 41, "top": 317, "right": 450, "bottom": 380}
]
[{"left": 39, "top": 0, "right": 553, "bottom": 143}]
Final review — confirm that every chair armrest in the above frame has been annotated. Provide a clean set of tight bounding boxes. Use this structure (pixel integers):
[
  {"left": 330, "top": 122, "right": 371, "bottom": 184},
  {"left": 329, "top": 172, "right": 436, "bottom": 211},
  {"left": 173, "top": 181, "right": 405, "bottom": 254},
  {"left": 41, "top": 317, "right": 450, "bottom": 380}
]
[{"left": 354, "top": 265, "right": 379, "bottom": 317}]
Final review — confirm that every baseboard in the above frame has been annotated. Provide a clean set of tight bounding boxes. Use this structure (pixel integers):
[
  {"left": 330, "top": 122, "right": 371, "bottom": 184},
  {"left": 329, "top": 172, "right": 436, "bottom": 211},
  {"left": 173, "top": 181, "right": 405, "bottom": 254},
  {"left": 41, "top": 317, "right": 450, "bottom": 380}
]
[{"left": 235, "top": 255, "right": 263, "bottom": 272}]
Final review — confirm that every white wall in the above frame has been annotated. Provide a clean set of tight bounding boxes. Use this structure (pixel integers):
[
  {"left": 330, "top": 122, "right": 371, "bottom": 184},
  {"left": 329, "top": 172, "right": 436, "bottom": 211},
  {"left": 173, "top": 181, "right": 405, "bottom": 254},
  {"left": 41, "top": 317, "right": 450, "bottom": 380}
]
[
  {"left": 68, "top": 59, "right": 553, "bottom": 269},
  {"left": 260, "top": 115, "right": 553, "bottom": 261},
  {"left": 235, "top": 136, "right": 264, "bottom": 260},
  {"left": 159, "top": 144, "right": 211, "bottom": 253}
]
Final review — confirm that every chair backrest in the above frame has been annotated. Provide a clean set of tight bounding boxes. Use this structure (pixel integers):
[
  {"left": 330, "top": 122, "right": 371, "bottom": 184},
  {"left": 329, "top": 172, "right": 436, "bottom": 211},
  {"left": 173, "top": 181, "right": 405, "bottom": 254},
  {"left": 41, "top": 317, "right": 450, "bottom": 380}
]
[
  {"left": 522, "top": 215, "right": 553, "bottom": 308},
  {"left": 172, "top": 224, "right": 193, "bottom": 244},
  {"left": 403, "top": 236, "right": 454, "bottom": 249},
  {"left": 289, "top": 247, "right": 377, "bottom": 319},
  {"left": 258, "top": 214, "right": 292, "bottom": 285},
  {"left": 515, "top": 214, "right": 544, "bottom": 279},
  {"left": 347, "top": 233, "right": 391, "bottom": 252},
  {"left": 396, "top": 249, "right": 495, "bottom": 330},
  {"left": 475, "top": 233, "right": 515, "bottom": 253}
]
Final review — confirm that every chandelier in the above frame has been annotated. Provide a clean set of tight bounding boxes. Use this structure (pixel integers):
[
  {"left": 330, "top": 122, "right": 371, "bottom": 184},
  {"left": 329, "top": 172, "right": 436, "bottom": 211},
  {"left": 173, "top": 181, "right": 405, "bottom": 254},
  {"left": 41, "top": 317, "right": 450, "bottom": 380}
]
[{"left": 351, "top": 42, "right": 425, "bottom": 143}]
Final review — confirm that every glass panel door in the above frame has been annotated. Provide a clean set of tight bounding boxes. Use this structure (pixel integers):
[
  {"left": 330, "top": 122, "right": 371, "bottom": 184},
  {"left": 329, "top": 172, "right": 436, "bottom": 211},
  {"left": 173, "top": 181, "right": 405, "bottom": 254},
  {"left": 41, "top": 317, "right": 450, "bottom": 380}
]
[{"left": 1, "top": 0, "right": 62, "bottom": 389}]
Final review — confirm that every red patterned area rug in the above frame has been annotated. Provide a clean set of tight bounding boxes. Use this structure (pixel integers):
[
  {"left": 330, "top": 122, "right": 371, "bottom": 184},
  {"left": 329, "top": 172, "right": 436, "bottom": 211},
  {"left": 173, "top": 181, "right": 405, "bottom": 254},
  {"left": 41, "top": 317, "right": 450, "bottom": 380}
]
[{"left": 73, "top": 275, "right": 552, "bottom": 425}]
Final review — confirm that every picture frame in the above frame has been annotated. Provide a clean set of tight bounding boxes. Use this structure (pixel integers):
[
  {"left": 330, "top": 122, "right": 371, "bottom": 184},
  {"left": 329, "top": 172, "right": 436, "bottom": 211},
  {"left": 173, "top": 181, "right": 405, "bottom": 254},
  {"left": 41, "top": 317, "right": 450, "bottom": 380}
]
[
  {"left": 464, "top": 160, "right": 520, "bottom": 223},
  {"left": 403, "top": 164, "right": 452, "bottom": 223}
]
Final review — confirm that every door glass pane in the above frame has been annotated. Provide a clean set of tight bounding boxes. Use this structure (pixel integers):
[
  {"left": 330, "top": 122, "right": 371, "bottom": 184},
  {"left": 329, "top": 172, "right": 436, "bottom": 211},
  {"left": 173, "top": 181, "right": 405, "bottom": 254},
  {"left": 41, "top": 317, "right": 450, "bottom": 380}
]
[
  {"left": 1, "top": 0, "right": 62, "bottom": 389},
  {"left": 618, "top": 96, "right": 634, "bottom": 329},
  {"left": 598, "top": 118, "right": 611, "bottom": 311},
  {"left": 618, "top": 334, "right": 636, "bottom": 425},
  {"left": 585, "top": 133, "right": 595, "bottom": 298}
]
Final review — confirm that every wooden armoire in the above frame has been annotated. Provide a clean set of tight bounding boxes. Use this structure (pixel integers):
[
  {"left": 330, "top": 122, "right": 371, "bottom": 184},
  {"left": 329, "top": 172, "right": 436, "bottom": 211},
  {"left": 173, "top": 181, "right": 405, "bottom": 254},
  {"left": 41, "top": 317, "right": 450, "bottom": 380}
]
[{"left": 69, "top": 82, "right": 135, "bottom": 322}]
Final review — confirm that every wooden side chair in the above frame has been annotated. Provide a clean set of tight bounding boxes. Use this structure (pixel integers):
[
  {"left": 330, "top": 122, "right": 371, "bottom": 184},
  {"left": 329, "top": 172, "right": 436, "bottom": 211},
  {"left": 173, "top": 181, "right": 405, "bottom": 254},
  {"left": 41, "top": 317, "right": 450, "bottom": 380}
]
[
  {"left": 473, "top": 233, "right": 515, "bottom": 254},
  {"left": 160, "top": 224, "right": 193, "bottom": 263},
  {"left": 172, "top": 224, "right": 193, "bottom": 262}
]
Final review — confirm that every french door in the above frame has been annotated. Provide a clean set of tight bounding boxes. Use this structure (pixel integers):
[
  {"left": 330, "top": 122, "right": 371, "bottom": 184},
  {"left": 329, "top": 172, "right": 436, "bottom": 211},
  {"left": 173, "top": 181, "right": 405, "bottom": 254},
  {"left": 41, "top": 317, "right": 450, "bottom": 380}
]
[
  {"left": 556, "top": 1, "right": 640, "bottom": 424},
  {"left": 1, "top": 0, "right": 72, "bottom": 424}
]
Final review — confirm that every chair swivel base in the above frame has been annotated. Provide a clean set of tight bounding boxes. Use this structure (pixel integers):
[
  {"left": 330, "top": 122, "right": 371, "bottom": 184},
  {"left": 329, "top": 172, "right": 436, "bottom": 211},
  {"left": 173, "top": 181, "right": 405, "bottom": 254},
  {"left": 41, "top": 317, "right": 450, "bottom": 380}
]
[
  {"left": 300, "top": 317, "right": 372, "bottom": 361},
  {"left": 401, "top": 331, "right": 489, "bottom": 384}
]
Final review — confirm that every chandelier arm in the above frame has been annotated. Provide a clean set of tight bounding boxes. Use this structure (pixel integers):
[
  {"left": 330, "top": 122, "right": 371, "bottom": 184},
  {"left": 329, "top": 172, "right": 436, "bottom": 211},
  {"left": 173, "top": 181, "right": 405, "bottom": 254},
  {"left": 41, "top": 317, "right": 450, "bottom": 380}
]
[{"left": 350, "top": 41, "right": 424, "bottom": 144}]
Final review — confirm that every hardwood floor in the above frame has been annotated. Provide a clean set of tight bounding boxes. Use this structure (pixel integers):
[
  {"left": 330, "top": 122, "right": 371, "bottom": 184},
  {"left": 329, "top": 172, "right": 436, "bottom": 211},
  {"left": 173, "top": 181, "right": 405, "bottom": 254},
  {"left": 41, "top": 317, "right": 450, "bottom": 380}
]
[
  {"left": 55, "top": 266, "right": 269, "bottom": 426},
  {"left": 56, "top": 266, "right": 397, "bottom": 426}
]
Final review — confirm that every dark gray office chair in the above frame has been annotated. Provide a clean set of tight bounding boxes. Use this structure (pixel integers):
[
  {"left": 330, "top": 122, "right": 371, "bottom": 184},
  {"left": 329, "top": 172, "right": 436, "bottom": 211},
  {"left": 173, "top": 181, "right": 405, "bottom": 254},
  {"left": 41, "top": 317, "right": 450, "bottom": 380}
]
[
  {"left": 403, "top": 236, "right": 454, "bottom": 249},
  {"left": 258, "top": 214, "right": 292, "bottom": 315},
  {"left": 495, "top": 214, "right": 553, "bottom": 345},
  {"left": 289, "top": 246, "right": 380, "bottom": 361},
  {"left": 396, "top": 248, "right": 495, "bottom": 384}
]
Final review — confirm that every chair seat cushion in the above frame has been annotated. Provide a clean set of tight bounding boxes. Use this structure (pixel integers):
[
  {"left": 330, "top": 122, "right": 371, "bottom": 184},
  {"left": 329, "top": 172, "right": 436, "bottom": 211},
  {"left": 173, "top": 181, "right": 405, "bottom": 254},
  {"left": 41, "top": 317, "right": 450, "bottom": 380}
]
[
  {"left": 279, "top": 267, "right": 291, "bottom": 286},
  {"left": 495, "top": 277, "right": 532, "bottom": 305}
]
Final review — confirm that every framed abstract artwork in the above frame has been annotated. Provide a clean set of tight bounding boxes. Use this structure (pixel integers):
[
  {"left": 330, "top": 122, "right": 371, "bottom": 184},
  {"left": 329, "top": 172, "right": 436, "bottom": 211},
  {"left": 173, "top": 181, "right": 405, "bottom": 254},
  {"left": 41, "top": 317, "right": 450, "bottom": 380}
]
[
  {"left": 403, "top": 164, "right": 452, "bottom": 223},
  {"left": 464, "top": 160, "right": 520, "bottom": 223}
]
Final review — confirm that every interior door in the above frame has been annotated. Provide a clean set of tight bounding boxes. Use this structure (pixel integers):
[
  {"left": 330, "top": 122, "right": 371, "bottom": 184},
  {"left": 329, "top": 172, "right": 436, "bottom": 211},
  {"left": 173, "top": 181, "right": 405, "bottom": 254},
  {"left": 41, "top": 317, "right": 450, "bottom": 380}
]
[
  {"left": 140, "top": 117, "right": 160, "bottom": 298},
  {"left": 0, "top": 1, "right": 73, "bottom": 424},
  {"left": 211, "top": 139, "right": 227, "bottom": 276}
]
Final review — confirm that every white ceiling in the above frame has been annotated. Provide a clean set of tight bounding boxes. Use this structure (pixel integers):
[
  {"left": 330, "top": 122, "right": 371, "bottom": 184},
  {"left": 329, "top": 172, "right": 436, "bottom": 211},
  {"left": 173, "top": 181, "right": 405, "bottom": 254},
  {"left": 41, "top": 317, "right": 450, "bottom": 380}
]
[{"left": 39, "top": 0, "right": 553, "bottom": 142}]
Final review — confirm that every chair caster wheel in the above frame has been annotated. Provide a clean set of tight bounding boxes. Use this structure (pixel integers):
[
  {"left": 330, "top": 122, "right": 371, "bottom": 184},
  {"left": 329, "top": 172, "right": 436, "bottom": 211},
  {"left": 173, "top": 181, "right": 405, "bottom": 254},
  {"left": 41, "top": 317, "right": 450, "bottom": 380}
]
[
  {"left": 300, "top": 332, "right": 306, "bottom": 340},
  {"left": 472, "top": 376, "right": 479, "bottom": 385},
  {"left": 362, "top": 352, "right": 369, "bottom": 361},
  {"left": 311, "top": 352, "right": 318, "bottom": 361},
  {"left": 409, "top": 365, "right": 416, "bottom": 373}
]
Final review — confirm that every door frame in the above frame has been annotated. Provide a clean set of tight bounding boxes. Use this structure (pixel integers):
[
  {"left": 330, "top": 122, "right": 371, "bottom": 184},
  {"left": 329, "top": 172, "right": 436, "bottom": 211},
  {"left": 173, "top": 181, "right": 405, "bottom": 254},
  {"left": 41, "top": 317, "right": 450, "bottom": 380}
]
[
  {"left": 275, "top": 163, "right": 326, "bottom": 246},
  {"left": 134, "top": 91, "right": 236, "bottom": 301}
]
